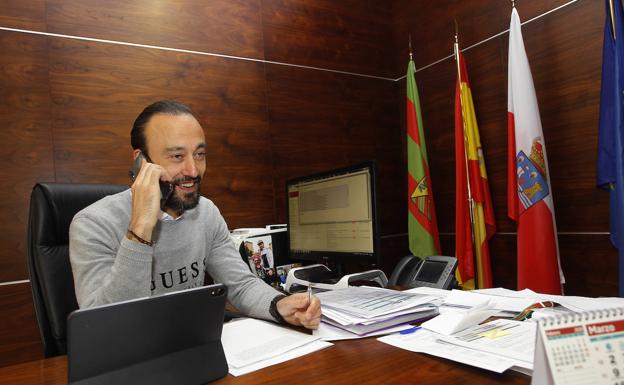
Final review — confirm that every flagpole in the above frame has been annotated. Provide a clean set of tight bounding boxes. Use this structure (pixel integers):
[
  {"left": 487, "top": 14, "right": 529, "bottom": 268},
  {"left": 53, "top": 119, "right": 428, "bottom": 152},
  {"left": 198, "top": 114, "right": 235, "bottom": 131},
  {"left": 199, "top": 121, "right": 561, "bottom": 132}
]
[
  {"left": 609, "top": 0, "right": 616, "bottom": 41},
  {"left": 454, "top": 21, "right": 478, "bottom": 285}
]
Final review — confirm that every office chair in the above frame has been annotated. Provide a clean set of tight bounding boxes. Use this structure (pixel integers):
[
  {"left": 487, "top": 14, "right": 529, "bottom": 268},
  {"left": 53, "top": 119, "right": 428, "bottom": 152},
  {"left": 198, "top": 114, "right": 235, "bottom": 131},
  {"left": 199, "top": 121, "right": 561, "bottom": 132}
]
[{"left": 27, "top": 183, "right": 127, "bottom": 357}]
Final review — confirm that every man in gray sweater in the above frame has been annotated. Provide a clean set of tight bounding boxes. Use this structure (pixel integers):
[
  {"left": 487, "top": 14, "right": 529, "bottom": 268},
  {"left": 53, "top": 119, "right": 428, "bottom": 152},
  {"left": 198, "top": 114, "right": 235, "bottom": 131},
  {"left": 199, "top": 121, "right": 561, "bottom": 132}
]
[{"left": 69, "top": 100, "right": 320, "bottom": 329}]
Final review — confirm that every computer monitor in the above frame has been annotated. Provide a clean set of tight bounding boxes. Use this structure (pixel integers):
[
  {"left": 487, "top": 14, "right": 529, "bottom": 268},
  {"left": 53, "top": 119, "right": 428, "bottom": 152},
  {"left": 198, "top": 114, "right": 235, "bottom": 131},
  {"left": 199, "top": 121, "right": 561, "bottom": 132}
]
[{"left": 286, "top": 161, "right": 380, "bottom": 268}]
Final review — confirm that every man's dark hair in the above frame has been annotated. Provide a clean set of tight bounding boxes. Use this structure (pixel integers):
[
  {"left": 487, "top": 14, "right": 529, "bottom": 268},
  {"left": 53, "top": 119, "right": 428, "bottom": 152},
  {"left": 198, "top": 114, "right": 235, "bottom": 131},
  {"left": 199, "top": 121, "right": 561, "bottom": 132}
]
[{"left": 130, "top": 100, "right": 194, "bottom": 156}]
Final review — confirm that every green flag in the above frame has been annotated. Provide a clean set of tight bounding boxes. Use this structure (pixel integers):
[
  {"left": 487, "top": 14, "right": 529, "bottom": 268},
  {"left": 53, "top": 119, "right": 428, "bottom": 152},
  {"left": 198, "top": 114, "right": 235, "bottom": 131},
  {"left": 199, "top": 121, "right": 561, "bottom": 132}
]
[{"left": 406, "top": 59, "right": 441, "bottom": 256}]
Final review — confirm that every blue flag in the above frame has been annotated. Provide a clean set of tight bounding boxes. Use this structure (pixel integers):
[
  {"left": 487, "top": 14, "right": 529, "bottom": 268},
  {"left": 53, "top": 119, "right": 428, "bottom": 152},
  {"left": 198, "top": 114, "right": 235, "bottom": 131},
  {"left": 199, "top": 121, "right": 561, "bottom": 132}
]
[{"left": 597, "top": 0, "right": 624, "bottom": 296}]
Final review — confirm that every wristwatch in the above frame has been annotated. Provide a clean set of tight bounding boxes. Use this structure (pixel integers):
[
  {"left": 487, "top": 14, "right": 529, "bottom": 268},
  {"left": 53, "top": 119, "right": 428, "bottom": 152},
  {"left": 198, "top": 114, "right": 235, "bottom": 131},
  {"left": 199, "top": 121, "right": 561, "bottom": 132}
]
[{"left": 269, "top": 294, "right": 287, "bottom": 324}]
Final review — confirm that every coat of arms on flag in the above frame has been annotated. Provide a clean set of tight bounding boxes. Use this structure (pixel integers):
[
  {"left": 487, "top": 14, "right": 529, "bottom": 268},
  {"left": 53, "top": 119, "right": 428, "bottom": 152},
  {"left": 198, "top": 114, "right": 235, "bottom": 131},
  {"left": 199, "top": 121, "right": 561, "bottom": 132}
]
[
  {"left": 411, "top": 177, "right": 433, "bottom": 220},
  {"left": 516, "top": 138, "right": 550, "bottom": 211}
]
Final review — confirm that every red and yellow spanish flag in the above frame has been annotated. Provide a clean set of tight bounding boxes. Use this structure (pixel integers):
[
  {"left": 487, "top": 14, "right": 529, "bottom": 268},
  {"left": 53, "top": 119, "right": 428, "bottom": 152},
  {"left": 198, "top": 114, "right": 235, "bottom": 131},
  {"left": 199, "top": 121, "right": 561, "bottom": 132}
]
[
  {"left": 407, "top": 58, "right": 441, "bottom": 257},
  {"left": 454, "top": 52, "right": 496, "bottom": 289}
]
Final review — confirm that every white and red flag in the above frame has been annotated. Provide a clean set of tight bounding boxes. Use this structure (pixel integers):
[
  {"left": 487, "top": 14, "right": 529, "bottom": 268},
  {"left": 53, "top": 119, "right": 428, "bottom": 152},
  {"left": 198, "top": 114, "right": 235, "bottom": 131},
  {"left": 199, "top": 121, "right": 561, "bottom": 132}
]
[{"left": 507, "top": 8, "right": 564, "bottom": 294}]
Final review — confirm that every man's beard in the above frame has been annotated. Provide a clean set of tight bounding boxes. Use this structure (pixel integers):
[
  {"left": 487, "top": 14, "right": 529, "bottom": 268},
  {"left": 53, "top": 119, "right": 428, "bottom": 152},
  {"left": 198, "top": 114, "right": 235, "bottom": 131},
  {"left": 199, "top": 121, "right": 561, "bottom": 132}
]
[{"left": 161, "top": 176, "right": 202, "bottom": 214}]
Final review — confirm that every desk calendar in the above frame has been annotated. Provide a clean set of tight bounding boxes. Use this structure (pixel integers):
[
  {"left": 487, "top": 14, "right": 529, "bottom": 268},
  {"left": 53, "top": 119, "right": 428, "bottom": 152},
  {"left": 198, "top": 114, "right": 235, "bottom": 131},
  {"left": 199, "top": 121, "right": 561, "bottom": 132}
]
[{"left": 532, "top": 307, "right": 624, "bottom": 385}]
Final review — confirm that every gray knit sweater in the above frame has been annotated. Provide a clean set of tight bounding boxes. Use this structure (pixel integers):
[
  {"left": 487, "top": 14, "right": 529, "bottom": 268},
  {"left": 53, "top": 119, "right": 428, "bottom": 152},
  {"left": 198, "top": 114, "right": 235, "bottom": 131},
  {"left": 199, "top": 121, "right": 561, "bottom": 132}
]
[{"left": 69, "top": 189, "right": 280, "bottom": 320}]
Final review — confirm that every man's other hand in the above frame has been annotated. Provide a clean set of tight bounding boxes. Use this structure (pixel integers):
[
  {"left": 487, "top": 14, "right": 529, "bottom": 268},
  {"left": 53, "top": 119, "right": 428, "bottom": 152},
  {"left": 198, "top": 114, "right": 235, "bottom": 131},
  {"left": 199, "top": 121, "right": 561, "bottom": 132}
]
[{"left": 276, "top": 293, "right": 321, "bottom": 330}]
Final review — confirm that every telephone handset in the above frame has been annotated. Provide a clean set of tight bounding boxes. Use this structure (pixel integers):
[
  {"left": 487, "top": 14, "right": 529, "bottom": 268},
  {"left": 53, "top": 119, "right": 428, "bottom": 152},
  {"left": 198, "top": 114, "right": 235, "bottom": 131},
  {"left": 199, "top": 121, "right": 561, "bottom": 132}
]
[
  {"left": 388, "top": 255, "right": 458, "bottom": 290},
  {"left": 128, "top": 152, "right": 175, "bottom": 202}
]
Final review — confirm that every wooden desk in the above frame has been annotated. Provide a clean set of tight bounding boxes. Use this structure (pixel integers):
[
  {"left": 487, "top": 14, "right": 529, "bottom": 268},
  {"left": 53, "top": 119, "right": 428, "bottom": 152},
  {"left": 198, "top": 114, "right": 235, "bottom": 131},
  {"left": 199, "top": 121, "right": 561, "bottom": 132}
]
[{"left": 0, "top": 337, "right": 529, "bottom": 385}]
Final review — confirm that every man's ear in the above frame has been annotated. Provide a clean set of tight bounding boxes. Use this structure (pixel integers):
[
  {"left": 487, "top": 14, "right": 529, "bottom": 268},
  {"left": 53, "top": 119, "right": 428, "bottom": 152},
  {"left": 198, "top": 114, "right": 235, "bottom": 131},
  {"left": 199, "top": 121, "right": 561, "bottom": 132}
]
[{"left": 132, "top": 149, "right": 142, "bottom": 161}]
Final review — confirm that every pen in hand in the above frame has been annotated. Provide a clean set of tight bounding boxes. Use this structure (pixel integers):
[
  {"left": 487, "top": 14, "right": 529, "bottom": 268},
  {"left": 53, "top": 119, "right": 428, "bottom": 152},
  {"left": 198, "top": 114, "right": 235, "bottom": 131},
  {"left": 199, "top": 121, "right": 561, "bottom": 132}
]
[{"left": 307, "top": 285, "right": 312, "bottom": 306}]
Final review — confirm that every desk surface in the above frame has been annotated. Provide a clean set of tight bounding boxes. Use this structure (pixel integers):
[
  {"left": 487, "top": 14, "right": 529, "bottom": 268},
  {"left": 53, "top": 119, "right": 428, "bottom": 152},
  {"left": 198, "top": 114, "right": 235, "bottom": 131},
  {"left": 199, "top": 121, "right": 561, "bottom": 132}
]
[{"left": 0, "top": 337, "right": 529, "bottom": 385}]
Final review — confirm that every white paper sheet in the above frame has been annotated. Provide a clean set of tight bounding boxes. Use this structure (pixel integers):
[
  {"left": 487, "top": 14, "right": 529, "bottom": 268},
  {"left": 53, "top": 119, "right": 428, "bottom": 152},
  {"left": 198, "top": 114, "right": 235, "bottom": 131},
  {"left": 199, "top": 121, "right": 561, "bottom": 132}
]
[
  {"left": 222, "top": 318, "right": 323, "bottom": 370},
  {"left": 313, "top": 321, "right": 414, "bottom": 341},
  {"left": 316, "top": 287, "right": 435, "bottom": 319},
  {"left": 320, "top": 308, "right": 438, "bottom": 335},
  {"left": 421, "top": 303, "right": 496, "bottom": 335},
  {"left": 437, "top": 319, "right": 536, "bottom": 365},
  {"left": 474, "top": 288, "right": 624, "bottom": 313},
  {"left": 403, "top": 287, "right": 452, "bottom": 299},
  {"left": 444, "top": 289, "right": 535, "bottom": 312},
  {"left": 378, "top": 328, "right": 530, "bottom": 373},
  {"left": 228, "top": 340, "right": 333, "bottom": 376}
]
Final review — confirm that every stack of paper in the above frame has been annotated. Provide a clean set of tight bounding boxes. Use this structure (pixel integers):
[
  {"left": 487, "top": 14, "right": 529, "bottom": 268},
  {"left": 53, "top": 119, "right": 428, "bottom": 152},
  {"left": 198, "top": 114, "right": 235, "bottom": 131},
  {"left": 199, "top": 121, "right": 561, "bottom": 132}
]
[
  {"left": 436, "top": 319, "right": 535, "bottom": 371},
  {"left": 221, "top": 318, "right": 333, "bottom": 376},
  {"left": 378, "top": 288, "right": 543, "bottom": 375},
  {"left": 315, "top": 286, "right": 438, "bottom": 337},
  {"left": 378, "top": 326, "right": 532, "bottom": 374}
]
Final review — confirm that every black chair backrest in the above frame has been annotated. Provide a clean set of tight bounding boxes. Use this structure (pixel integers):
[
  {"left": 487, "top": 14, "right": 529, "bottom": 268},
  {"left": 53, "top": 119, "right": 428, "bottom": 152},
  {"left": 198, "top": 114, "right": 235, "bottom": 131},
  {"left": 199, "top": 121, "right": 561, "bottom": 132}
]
[{"left": 27, "top": 183, "right": 127, "bottom": 357}]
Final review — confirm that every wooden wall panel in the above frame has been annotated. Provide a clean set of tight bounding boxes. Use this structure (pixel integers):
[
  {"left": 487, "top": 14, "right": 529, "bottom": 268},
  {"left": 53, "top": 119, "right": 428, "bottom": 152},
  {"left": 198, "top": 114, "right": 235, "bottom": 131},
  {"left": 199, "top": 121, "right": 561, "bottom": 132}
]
[
  {"left": 0, "top": 32, "right": 55, "bottom": 282},
  {"left": 0, "top": 0, "right": 402, "bottom": 366},
  {"left": 45, "top": 0, "right": 264, "bottom": 59},
  {"left": 0, "top": 0, "right": 45, "bottom": 30},
  {"left": 265, "top": 64, "right": 403, "bottom": 253},
  {"left": 47, "top": 38, "right": 274, "bottom": 229},
  {"left": 559, "top": 234, "right": 618, "bottom": 296},
  {"left": 392, "top": 0, "right": 571, "bottom": 73},
  {"left": 262, "top": 0, "right": 395, "bottom": 78},
  {"left": 0, "top": 283, "right": 42, "bottom": 367}
]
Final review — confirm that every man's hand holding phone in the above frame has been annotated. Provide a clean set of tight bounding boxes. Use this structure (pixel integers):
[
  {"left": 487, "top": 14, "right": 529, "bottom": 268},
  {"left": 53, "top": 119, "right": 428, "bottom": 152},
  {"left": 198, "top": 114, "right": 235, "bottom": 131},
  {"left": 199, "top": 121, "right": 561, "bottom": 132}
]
[{"left": 128, "top": 153, "right": 171, "bottom": 243}]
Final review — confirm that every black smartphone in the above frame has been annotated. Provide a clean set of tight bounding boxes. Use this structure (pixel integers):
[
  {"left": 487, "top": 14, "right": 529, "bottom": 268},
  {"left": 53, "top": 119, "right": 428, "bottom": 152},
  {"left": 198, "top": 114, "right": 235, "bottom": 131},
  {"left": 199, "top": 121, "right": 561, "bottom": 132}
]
[{"left": 128, "top": 152, "right": 174, "bottom": 201}]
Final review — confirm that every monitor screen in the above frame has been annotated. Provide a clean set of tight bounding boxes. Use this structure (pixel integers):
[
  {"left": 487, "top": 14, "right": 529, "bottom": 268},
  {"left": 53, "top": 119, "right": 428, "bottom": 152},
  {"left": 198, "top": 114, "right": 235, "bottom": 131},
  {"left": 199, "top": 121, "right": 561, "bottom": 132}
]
[{"left": 286, "top": 161, "right": 380, "bottom": 267}]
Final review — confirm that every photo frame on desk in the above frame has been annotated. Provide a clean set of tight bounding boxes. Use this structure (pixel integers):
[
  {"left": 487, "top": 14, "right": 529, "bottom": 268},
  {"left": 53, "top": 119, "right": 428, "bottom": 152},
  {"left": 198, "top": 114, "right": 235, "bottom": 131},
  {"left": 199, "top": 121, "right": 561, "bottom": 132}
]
[{"left": 238, "top": 229, "right": 301, "bottom": 288}]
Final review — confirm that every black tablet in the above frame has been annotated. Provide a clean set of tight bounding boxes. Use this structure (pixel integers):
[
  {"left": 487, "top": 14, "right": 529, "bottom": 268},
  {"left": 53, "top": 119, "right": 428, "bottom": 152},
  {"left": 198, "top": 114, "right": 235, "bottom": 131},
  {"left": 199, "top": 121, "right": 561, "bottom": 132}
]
[{"left": 67, "top": 284, "right": 228, "bottom": 385}]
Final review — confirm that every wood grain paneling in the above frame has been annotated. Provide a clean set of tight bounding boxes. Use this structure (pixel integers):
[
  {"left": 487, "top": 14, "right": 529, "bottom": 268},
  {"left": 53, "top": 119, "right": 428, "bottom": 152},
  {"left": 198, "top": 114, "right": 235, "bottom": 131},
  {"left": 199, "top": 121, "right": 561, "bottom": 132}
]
[
  {"left": 262, "top": 0, "right": 395, "bottom": 78},
  {"left": 0, "top": 0, "right": 46, "bottom": 30},
  {"left": 47, "top": 38, "right": 274, "bottom": 229},
  {"left": 0, "top": 32, "right": 55, "bottom": 282},
  {"left": 45, "top": 0, "right": 264, "bottom": 59},
  {"left": 265, "top": 63, "right": 403, "bottom": 244},
  {"left": 558, "top": 234, "right": 618, "bottom": 297},
  {"left": 380, "top": 235, "right": 409, "bottom": 276},
  {"left": 392, "top": 0, "right": 573, "bottom": 75},
  {"left": 0, "top": 283, "right": 42, "bottom": 368}
]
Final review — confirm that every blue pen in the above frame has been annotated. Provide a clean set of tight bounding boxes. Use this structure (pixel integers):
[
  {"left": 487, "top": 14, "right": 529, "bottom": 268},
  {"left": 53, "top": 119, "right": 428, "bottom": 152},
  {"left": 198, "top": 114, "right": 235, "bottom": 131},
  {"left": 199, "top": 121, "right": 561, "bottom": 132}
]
[{"left": 400, "top": 326, "right": 421, "bottom": 335}]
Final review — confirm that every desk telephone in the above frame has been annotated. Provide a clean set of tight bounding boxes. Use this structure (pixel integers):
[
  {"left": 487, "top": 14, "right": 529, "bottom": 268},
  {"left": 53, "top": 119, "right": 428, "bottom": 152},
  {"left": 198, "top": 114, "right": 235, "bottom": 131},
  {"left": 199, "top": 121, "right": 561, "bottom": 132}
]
[{"left": 388, "top": 255, "right": 458, "bottom": 289}]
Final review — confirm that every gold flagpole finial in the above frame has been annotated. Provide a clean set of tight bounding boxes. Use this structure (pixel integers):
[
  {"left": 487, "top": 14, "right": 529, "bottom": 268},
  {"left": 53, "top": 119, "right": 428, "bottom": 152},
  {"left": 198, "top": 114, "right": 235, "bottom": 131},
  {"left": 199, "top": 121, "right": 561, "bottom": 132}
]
[
  {"left": 511, "top": 0, "right": 515, "bottom": 8},
  {"left": 454, "top": 19, "right": 459, "bottom": 44},
  {"left": 409, "top": 34, "right": 413, "bottom": 61}
]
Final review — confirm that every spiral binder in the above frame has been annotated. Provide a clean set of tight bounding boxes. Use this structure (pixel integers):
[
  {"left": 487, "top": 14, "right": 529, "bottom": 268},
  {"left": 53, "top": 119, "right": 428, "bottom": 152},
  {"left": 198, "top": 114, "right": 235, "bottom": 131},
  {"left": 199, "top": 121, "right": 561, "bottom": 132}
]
[
  {"left": 538, "top": 307, "right": 624, "bottom": 328},
  {"left": 531, "top": 306, "right": 624, "bottom": 385}
]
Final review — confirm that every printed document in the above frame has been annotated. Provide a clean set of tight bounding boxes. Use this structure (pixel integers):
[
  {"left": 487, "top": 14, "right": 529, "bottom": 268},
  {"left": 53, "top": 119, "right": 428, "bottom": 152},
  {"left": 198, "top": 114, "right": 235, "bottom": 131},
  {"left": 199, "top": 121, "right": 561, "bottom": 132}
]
[
  {"left": 438, "top": 319, "right": 535, "bottom": 366},
  {"left": 222, "top": 318, "right": 332, "bottom": 375},
  {"left": 314, "top": 321, "right": 413, "bottom": 341},
  {"left": 378, "top": 328, "right": 529, "bottom": 373},
  {"left": 316, "top": 286, "right": 436, "bottom": 318},
  {"left": 474, "top": 288, "right": 624, "bottom": 312}
]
